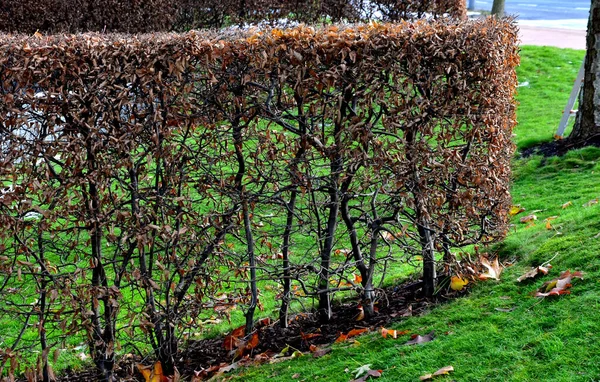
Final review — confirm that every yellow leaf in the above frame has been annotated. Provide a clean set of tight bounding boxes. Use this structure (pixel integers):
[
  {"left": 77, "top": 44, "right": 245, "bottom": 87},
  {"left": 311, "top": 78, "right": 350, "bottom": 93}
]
[
  {"left": 509, "top": 205, "right": 525, "bottom": 216},
  {"left": 561, "top": 201, "right": 572, "bottom": 209},
  {"left": 450, "top": 276, "right": 468, "bottom": 291}
]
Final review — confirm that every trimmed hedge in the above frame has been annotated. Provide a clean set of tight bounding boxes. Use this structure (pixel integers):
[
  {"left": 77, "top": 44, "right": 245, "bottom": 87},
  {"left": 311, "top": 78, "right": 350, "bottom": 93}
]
[
  {"left": 0, "top": 0, "right": 467, "bottom": 33},
  {"left": 0, "top": 18, "right": 516, "bottom": 380}
]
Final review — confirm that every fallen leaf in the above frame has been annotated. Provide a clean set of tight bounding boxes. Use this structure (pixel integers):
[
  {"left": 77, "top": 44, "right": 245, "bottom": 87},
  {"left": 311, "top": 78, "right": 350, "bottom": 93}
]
[
  {"left": 494, "top": 307, "right": 516, "bottom": 312},
  {"left": 583, "top": 198, "right": 598, "bottom": 207},
  {"left": 137, "top": 362, "right": 167, "bottom": 382},
  {"left": 535, "top": 270, "right": 584, "bottom": 297},
  {"left": 516, "top": 265, "right": 551, "bottom": 282},
  {"left": 351, "top": 369, "right": 382, "bottom": 382},
  {"left": 509, "top": 205, "right": 526, "bottom": 216},
  {"left": 335, "top": 333, "right": 348, "bottom": 343},
  {"left": 561, "top": 201, "right": 573, "bottom": 209},
  {"left": 246, "top": 332, "right": 259, "bottom": 350},
  {"left": 419, "top": 365, "right": 454, "bottom": 380},
  {"left": 381, "top": 327, "right": 397, "bottom": 339},
  {"left": 312, "top": 347, "right": 332, "bottom": 358},
  {"left": 354, "top": 273, "right": 363, "bottom": 284},
  {"left": 520, "top": 214, "right": 537, "bottom": 223},
  {"left": 347, "top": 328, "right": 368, "bottom": 338},
  {"left": 350, "top": 364, "right": 382, "bottom": 382},
  {"left": 544, "top": 216, "right": 558, "bottom": 230},
  {"left": 404, "top": 331, "right": 435, "bottom": 346},
  {"left": 381, "top": 327, "right": 410, "bottom": 338},
  {"left": 301, "top": 331, "right": 322, "bottom": 341},
  {"left": 292, "top": 373, "right": 301, "bottom": 379},
  {"left": 355, "top": 305, "right": 365, "bottom": 321},
  {"left": 479, "top": 257, "right": 502, "bottom": 280},
  {"left": 450, "top": 275, "right": 468, "bottom": 291}
]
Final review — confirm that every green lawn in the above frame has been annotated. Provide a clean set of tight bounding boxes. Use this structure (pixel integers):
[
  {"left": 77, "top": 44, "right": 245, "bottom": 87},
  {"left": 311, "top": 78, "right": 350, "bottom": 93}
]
[{"left": 228, "top": 46, "right": 600, "bottom": 381}]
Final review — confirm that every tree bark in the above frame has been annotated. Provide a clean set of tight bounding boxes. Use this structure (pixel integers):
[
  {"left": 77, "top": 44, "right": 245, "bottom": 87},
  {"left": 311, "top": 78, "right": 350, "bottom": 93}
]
[
  {"left": 571, "top": 0, "right": 600, "bottom": 143},
  {"left": 491, "top": 0, "right": 505, "bottom": 17}
]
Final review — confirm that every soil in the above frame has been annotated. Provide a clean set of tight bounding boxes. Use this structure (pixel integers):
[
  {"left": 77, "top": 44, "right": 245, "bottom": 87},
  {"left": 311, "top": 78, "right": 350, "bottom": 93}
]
[
  {"left": 45, "top": 277, "right": 459, "bottom": 381},
  {"left": 521, "top": 135, "right": 600, "bottom": 158}
]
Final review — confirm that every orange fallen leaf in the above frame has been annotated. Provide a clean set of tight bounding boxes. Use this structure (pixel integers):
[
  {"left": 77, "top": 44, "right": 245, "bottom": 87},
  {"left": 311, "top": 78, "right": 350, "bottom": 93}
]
[
  {"left": 335, "top": 333, "right": 348, "bottom": 343},
  {"left": 380, "top": 327, "right": 408, "bottom": 339},
  {"left": 223, "top": 335, "right": 240, "bottom": 350},
  {"left": 354, "top": 273, "right": 363, "bottom": 284},
  {"left": 544, "top": 216, "right": 558, "bottom": 230},
  {"left": 300, "top": 331, "right": 321, "bottom": 341},
  {"left": 381, "top": 327, "right": 397, "bottom": 339},
  {"left": 246, "top": 332, "right": 259, "bottom": 350},
  {"left": 347, "top": 328, "right": 368, "bottom": 338},
  {"left": 231, "top": 325, "right": 246, "bottom": 338}
]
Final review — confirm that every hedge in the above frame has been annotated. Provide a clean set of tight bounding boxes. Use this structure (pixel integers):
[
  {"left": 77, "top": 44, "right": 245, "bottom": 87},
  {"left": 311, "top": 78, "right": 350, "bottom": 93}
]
[
  {"left": 0, "top": 18, "right": 517, "bottom": 381},
  {"left": 0, "top": 0, "right": 467, "bottom": 33}
]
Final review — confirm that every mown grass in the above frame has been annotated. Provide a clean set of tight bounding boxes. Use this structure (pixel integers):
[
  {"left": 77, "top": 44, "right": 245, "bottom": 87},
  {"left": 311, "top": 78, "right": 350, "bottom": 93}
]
[{"left": 227, "top": 46, "right": 600, "bottom": 381}]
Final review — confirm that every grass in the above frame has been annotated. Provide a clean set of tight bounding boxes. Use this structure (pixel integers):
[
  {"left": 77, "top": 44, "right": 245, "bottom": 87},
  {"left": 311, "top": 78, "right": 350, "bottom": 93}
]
[{"left": 225, "top": 45, "right": 600, "bottom": 381}]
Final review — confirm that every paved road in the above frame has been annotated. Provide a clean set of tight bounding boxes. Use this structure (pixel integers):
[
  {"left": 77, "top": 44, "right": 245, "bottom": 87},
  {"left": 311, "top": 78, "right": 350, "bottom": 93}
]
[{"left": 472, "top": 0, "right": 588, "bottom": 20}]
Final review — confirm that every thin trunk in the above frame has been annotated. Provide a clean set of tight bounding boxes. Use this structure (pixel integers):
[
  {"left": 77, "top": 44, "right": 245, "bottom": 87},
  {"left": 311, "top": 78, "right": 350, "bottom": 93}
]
[
  {"left": 418, "top": 222, "right": 436, "bottom": 297},
  {"left": 85, "top": 138, "right": 115, "bottom": 382},
  {"left": 279, "top": 191, "right": 297, "bottom": 328},
  {"left": 243, "top": 199, "right": 258, "bottom": 333},
  {"left": 318, "top": 185, "right": 338, "bottom": 323},
  {"left": 340, "top": 190, "right": 372, "bottom": 316},
  {"left": 38, "top": 230, "right": 50, "bottom": 382}
]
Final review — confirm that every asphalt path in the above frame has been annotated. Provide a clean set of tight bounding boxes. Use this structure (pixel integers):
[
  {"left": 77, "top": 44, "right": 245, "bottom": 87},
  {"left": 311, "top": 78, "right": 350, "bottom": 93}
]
[{"left": 472, "top": 0, "right": 588, "bottom": 20}]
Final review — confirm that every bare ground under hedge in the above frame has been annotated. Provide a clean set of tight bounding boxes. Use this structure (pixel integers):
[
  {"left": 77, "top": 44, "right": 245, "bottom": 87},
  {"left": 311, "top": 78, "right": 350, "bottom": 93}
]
[{"left": 45, "top": 277, "right": 457, "bottom": 381}]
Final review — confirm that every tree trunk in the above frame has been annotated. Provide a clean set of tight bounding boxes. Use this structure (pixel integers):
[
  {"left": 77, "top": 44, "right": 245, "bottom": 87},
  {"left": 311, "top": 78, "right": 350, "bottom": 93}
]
[
  {"left": 571, "top": 0, "right": 600, "bottom": 143},
  {"left": 491, "top": 0, "right": 505, "bottom": 17}
]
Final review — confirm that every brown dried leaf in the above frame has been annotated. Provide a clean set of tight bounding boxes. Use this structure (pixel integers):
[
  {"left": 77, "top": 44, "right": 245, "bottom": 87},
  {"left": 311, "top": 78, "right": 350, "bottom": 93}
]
[
  {"left": 516, "top": 265, "right": 551, "bottom": 282},
  {"left": 404, "top": 331, "right": 435, "bottom": 346}
]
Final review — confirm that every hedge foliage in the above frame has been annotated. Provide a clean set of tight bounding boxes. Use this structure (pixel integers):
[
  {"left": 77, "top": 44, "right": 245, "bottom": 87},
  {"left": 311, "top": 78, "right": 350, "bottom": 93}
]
[
  {"left": 0, "top": 18, "right": 517, "bottom": 381},
  {"left": 0, "top": 0, "right": 467, "bottom": 33}
]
